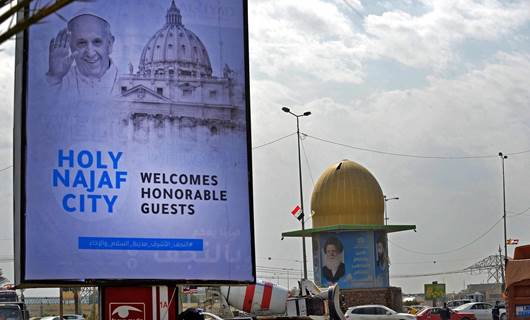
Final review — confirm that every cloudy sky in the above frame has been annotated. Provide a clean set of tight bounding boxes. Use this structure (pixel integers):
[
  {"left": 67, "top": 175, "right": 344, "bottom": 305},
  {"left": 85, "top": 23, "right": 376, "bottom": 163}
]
[{"left": 2, "top": 0, "right": 530, "bottom": 296}]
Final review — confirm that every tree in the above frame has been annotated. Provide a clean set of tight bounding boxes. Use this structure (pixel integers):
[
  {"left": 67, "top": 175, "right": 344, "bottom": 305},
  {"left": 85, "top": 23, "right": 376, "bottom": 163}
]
[{"left": 0, "top": 0, "right": 77, "bottom": 45}]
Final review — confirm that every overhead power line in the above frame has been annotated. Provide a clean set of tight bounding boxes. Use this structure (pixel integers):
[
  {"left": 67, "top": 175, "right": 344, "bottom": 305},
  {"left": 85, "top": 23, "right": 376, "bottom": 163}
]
[
  {"left": 389, "top": 217, "right": 503, "bottom": 256},
  {"left": 300, "top": 138, "right": 315, "bottom": 186},
  {"left": 391, "top": 256, "right": 483, "bottom": 265},
  {"left": 253, "top": 132, "right": 296, "bottom": 150},
  {"left": 304, "top": 133, "right": 530, "bottom": 160},
  {"left": 0, "top": 165, "right": 12, "bottom": 173},
  {"left": 391, "top": 269, "right": 467, "bottom": 278},
  {"left": 508, "top": 206, "right": 530, "bottom": 217}
]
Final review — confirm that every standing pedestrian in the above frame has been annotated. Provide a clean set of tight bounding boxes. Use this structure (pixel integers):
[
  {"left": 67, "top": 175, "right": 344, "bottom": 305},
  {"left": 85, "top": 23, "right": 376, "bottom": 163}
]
[
  {"left": 441, "top": 302, "right": 451, "bottom": 320},
  {"left": 492, "top": 301, "right": 500, "bottom": 320}
]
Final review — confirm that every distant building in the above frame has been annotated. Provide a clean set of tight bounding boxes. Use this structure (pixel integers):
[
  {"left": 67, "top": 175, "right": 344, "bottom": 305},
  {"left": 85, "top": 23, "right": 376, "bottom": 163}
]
[{"left": 461, "top": 283, "right": 503, "bottom": 303}]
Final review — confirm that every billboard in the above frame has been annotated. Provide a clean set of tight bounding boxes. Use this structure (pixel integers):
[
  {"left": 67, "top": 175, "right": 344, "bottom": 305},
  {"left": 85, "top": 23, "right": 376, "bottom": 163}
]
[
  {"left": 424, "top": 283, "right": 446, "bottom": 300},
  {"left": 312, "top": 231, "right": 389, "bottom": 289},
  {"left": 14, "top": 0, "right": 254, "bottom": 285}
]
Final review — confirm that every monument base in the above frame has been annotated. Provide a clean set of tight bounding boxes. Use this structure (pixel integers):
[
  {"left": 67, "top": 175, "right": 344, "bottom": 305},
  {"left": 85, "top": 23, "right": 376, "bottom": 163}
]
[{"left": 340, "top": 287, "right": 403, "bottom": 313}]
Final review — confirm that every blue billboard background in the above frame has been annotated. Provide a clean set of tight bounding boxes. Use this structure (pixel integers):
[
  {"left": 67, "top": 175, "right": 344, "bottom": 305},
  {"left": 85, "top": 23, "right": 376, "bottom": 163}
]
[{"left": 313, "top": 231, "right": 389, "bottom": 288}]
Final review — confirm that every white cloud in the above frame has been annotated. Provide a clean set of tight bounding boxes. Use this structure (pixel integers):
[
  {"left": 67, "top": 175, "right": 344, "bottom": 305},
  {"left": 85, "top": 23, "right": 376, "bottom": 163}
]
[
  {"left": 364, "top": 0, "right": 530, "bottom": 70},
  {"left": 250, "top": 0, "right": 530, "bottom": 97},
  {"left": 311, "top": 52, "right": 530, "bottom": 156},
  {"left": 249, "top": 0, "right": 368, "bottom": 84}
]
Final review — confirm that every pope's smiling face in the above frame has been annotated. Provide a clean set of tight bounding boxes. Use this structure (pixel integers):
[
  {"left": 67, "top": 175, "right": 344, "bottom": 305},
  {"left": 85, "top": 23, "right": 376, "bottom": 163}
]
[{"left": 69, "top": 15, "right": 114, "bottom": 79}]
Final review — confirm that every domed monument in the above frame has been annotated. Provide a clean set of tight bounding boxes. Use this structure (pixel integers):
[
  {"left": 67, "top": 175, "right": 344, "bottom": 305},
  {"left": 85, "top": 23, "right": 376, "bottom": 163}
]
[
  {"left": 283, "top": 160, "right": 415, "bottom": 309},
  {"left": 311, "top": 160, "right": 384, "bottom": 227}
]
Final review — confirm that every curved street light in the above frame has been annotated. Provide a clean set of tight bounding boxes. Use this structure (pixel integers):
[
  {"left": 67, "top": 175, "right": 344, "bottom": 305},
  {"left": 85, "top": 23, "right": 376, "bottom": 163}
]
[
  {"left": 384, "top": 195, "right": 399, "bottom": 225},
  {"left": 282, "top": 107, "right": 311, "bottom": 279}
]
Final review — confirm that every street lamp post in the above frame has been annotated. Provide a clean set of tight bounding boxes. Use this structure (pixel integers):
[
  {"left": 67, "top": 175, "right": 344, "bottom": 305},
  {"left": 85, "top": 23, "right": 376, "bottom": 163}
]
[
  {"left": 384, "top": 195, "right": 399, "bottom": 225},
  {"left": 282, "top": 107, "right": 311, "bottom": 279},
  {"left": 499, "top": 152, "right": 508, "bottom": 265}
]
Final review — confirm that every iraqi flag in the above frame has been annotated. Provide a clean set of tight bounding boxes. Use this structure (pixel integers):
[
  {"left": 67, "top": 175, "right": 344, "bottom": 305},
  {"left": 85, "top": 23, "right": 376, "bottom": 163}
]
[{"left": 291, "top": 205, "right": 304, "bottom": 221}]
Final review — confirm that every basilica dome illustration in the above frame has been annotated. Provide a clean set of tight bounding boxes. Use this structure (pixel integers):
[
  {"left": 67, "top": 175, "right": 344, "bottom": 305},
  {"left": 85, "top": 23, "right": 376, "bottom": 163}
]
[
  {"left": 118, "top": 0, "right": 245, "bottom": 130},
  {"left": 138, "top": 1, "right": 213, "bottom": 79}
]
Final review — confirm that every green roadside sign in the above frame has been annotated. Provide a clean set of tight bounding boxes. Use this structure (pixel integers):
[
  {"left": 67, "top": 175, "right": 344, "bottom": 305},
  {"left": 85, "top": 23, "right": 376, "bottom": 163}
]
[{"left": 425, "top": 283, "right": 446, "bottom": 300}]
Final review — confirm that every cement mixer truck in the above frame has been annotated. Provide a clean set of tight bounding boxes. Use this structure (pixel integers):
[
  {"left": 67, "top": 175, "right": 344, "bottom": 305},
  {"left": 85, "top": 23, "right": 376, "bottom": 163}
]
[{"left": 218, "top": 279, "right": 345, "bottom": 320}]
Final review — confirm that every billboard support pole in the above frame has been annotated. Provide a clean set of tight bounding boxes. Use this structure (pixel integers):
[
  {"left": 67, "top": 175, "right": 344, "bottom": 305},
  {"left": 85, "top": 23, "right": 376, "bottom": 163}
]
[
  {"left": 99, "top": 286, "right": 104, "bottom": 320},
  {"left": 74, "top": 288, "right": 80, "bottom": 315},
  {"left": 59, "top": 288, "right": 64, "bottom": 319}
]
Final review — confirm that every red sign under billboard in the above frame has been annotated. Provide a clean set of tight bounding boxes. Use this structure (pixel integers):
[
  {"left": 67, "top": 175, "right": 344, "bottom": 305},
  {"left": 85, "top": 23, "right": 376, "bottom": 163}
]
[{"left": 103, "top": 286, "right": 177, "bottom": 320}]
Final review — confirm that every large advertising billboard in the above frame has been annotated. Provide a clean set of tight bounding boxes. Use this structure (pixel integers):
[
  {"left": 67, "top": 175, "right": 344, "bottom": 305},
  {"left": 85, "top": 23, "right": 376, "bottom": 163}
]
[
  {"left": 312, "top": 231, "right": 389, "bottom": 289},
  {"left": 15, "top": 0, "right": 254, "bottom": 285}
]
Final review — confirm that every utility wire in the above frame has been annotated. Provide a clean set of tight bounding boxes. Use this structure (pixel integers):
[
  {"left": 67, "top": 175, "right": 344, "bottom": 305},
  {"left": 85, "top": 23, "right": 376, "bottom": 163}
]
[
  {"left": 253, "top": 132, "right": 296, "bottom": 150},
  {"left": 300, "top": 137, "right": 315, "bottom": 186},
  {"left": 389, "top": 217, "right": 503, "bottom": 256},
  {"left": 304, "top": 133, "right": 530, "bottom": 160},
  {"left": 257, "top": 256, "right": 304, "bottom": 264},
  {"left": 391, "top": 256, "right": 483, "bottom": 265},
  {"left": 508, "top": 206, "right": 530, "bottom": 217},
  {"left": 0, "top": 165, "right": 12, "bottom": 173},
  {"left": 391, "top": 269, "right": 468, "bottom": 278}
]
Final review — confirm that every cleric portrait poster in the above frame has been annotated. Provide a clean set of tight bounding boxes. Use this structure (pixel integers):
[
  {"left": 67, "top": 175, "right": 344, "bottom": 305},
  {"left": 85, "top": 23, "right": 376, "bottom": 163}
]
[
  {"left": 313, "top": 232, "right": 389, "bottom": 289},
  {"left": 21, "top": 0, "right": 253, "bottom": 283}
]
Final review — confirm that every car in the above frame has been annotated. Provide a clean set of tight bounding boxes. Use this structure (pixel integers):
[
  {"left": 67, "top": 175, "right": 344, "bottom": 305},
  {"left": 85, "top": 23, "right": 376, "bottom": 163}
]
[
  {"left": 0, "top": 304, "right": 23, "bottom": 320},
  {"left": 416, "top": 307, "right": 477, "bottom": 320},
  {"left": 447, "top": 300, "right": 473, "bottom": 308},
  {"left": 404, "top": 305, "right": 427, "bottom": 315},
  {"left": 0, "top": 303, "right": 26, "bottom": 320},
  {"left": 63, "top": 315, "right": 84, "bottom": 320},
  {"left": 496, "top": 304, "right": 507, "bottom": 320},
  {"left": 453, "top": 302, "right": 503, "bottom": 320},
  {"left": 202, "top": 312, "right": 224, "bottom": 320},
  {"left": 403, "top": 306, "right": 416, "bottom": 314},
  {"left": 345, "top": 305, "right": 416, "bottom": 320},
  {"left": 0, "top": 291, "right": 18, "bottom": 303}
]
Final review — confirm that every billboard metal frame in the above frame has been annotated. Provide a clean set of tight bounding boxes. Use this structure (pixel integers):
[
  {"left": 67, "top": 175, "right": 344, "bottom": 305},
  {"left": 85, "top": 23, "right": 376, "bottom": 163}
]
[{"left": 13, "top": 0, "right": 255, "bottom": 287}]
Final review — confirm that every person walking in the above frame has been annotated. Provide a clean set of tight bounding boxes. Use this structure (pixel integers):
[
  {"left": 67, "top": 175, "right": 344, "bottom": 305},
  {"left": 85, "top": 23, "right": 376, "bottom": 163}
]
[
  {"left": 492, "top": 301, "right": 500, "bottom": 320},
  {"left": 441, "top": 302, "right": 451, "bottom": 320}
]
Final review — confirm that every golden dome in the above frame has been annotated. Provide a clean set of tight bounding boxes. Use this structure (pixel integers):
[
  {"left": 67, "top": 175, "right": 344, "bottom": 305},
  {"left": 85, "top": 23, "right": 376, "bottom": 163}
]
[{"left": 311, "top": 160, "right": 384, "bottom": 227}]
